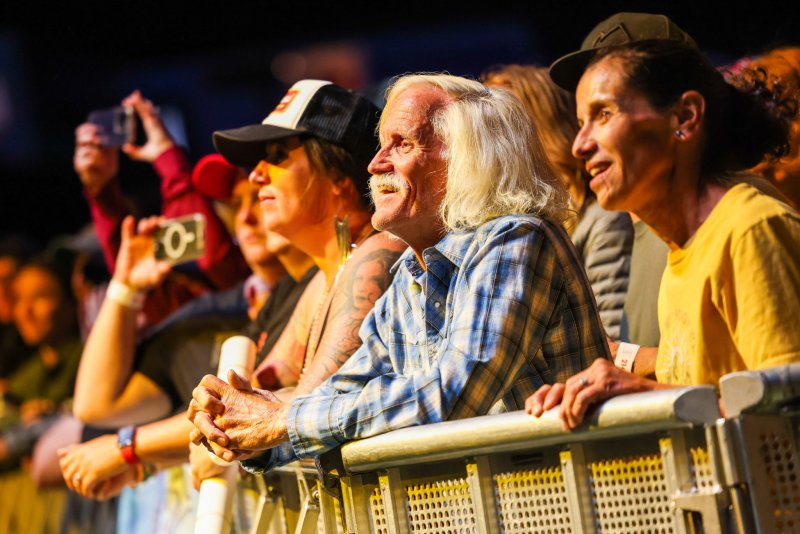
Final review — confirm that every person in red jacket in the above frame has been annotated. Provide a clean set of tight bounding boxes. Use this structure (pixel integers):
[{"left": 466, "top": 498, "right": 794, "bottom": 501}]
[{"left": 73, "top": 91, "right": 250, "bottom": 325}]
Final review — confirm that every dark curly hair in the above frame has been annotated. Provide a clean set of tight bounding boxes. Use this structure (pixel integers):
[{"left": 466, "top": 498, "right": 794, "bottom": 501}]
[
  {"left": 741, "top": 47, "right": 800, "bottom": 169},
  {"left": 588, "top": 40, "right": 796, "bottom": 177}
]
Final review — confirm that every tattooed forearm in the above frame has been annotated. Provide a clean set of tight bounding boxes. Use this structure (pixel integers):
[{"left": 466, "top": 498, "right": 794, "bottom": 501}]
[{"left": 296, "top": 247, "right": 401, "bottom": 394}]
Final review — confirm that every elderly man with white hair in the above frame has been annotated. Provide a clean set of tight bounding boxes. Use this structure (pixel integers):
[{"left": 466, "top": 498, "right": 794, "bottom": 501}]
[{"left": 188, "top": 73, "right": 609, "bottom": 470}]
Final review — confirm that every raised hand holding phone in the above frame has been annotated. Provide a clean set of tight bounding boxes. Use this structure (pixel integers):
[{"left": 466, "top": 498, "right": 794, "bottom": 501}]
[
  {"left": 153, "top": 214, "right": 206, "bottom": 264},
  {"left": 112, "top": 216, "right": 172, "bottom": 293},
  {"left": 87, "top": 106, "right": 135, "bottom": 148},
  {"left": 121, "top": 90, "right": 175, "bottom": 163}
]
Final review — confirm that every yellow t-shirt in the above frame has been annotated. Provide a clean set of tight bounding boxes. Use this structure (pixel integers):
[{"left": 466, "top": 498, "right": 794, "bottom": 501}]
[{"left": 656, "top": 183, "right": 800, "bottom": 386}]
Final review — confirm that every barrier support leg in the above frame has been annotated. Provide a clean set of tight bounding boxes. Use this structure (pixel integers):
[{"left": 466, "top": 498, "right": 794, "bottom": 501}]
[
  {"left": 340, "top": 475, "right": 376, "bottom": 534},
  {"left": 378, "top": 468, "right": 409, "bottom": 533},
  {"left": 661, "top": 431, "right": 727, "bottom": 534},
  {"left": 251, "top": 474, "right": 286, "bottom": 534},
  {"left": 561, "top": 444, "right": 596, "bottom": 534},
  {"left": 465, "top": 456, "right": 500, "bottom": 534}
]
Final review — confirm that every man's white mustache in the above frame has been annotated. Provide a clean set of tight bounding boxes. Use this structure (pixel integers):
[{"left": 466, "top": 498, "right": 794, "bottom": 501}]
[{"left": 369, "top": 173, "right": 408, "bottom": 200}]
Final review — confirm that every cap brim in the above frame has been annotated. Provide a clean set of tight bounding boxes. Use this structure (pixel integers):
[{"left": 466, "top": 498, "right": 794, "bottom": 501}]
[
  {"left": 549, "top": 48, "right": 599, "bottom": 92},
  {"left": 213, "top": 123, "right": 304, "bottom": 168}
]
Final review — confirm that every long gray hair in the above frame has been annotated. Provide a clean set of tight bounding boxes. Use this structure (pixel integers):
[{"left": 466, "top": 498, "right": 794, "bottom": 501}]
[{"left": 384, "top": 73, "right": 569, "bottom": 231}]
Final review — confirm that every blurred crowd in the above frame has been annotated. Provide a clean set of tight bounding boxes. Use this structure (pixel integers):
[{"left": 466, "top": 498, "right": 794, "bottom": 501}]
[{"left": 1, "top": 11, "right": 799, "bottom": 533}]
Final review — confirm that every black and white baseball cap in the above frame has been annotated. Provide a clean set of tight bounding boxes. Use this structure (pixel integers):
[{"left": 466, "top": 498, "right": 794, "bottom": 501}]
[{"left": 213, "top": 79, "right": 381, "bottom": 170}]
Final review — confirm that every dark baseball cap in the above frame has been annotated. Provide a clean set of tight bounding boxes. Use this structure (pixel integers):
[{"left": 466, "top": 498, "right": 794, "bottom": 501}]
[
  {"left": 549, "top": 12, "right": 697, "bottom": 91},
  {"left": 213, "top": 80, "right": 381, "bottom": 171}
]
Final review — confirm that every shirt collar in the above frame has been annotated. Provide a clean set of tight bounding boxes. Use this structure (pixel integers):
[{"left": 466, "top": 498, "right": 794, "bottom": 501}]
[
  {"left": 243, "top": 274, "right": 274, "bottom": 305},
  {"left": 430, "top": 229, "right": 474, "bottom": 266},
  {"left": 390, "top": 228, "right": 476, "bottom": 276}
]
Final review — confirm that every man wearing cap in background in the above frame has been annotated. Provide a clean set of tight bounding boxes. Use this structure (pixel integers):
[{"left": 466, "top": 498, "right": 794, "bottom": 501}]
[
  {"left": 188, "top": 73, "right": 609, "bottom": 472},
  {"left": 74, "top": 91, "right": 251, "bottom": 326}
]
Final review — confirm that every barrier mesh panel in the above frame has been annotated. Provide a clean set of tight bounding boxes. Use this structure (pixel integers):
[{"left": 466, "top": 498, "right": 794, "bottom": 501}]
[
  {"left": 590, "top": 453, "right": 674, "bottom": 533},
  {"left": 369, "top": 487, "right": 389, "bottom": 534},
  {"left": 759, "top": 430, "right": 800, "bottom": 533},
  {"left": 690, "top": 446, "right": 716, "bottom": 490},
  {"left": 316, "top": 504, "right": 345, "bottom": 534},
  {"left": 406, "top": 478, "right": 477, "bottom": 533},
  {"left": 493, "top": 466, "right": 571, "bottom": 533}
]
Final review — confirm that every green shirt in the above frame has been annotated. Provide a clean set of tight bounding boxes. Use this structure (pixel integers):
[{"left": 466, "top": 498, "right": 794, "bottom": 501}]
[{"left": 6, "top": 337, "right": 82, "bottom": 406}]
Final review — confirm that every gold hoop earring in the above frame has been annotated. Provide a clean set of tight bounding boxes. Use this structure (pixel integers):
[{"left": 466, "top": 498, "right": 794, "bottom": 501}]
[{"left": 334, "top": 214, "right": 352, "bottom": 268}]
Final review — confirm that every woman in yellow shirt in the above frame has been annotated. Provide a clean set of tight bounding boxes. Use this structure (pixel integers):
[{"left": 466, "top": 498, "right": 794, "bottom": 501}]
[{"left": 528, "top": 12, "right": 800, "bottom": 429}]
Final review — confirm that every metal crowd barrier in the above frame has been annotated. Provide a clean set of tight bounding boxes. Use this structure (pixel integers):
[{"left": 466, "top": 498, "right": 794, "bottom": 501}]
[
  {"left": 248, "top": 364, "right": 800, "bottom": 534},
  {"left": 719, "top": 365, "right": 800, "bottom": 534}
]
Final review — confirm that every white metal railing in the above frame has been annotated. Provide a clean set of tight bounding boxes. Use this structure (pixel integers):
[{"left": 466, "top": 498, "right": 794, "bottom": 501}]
[
  {"left": 340, "top": 386, "right": 718, "bottom": 471},
  {"left": 718, "top": 365, "right": 800, "bottom": 533},
  {"left": 337, "top": 386, "right": 723, "bottom": 534},
  {"left": 248, "top": 365, "right": 800, "bottom": 534}
]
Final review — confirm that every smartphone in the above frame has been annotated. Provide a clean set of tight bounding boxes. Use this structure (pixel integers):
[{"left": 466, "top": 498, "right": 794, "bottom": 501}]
[
  {"left": 153, "top": 214, "right": 206, "bottom": 264},
  {"left": 87, "top": 106, "right": 135, "bottom": 148}
]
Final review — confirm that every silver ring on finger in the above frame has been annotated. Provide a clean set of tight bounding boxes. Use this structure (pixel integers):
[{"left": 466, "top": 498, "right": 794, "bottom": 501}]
[{"left": 578, "top": 377, "right": 590, "bottom": 389}]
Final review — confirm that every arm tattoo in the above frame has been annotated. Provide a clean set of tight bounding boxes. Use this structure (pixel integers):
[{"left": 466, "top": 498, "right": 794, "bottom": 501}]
[{"left": 296, "top": 247, "right": 401, "bottom": 393}]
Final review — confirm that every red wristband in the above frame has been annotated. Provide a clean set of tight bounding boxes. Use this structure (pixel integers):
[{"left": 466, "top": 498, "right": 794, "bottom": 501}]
[{"left": 117, "top": 425, "right": 140, "bottom": 465}]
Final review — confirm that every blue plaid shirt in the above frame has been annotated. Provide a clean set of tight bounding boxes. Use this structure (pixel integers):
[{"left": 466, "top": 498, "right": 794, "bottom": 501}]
[{"left": 242, "top": 215, "right": 609, "bottom": 472}]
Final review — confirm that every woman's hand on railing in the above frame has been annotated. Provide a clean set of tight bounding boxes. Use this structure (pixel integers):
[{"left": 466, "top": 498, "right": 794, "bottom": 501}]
[
  {"left": 526, "top": 359, "right": 664, "bottom": 430},
  {"left": 58, "top": 433, "right": 133, "bottom": 500}
]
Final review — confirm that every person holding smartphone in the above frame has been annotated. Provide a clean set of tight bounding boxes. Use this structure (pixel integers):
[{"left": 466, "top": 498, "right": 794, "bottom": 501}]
[
  {"left": 73, "top": 91, "right": 251, "bottom": 326},
  {"left": 59, "top": 167, "right": 315, "bottom": 512},
  {"left": 60, "top": 81, "right": 406, "bottom": 507}
]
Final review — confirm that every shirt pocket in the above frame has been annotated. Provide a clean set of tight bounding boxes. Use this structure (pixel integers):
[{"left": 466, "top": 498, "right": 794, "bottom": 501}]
[{"left": 389, "top": 330, "right": 424, "bottom": 374}]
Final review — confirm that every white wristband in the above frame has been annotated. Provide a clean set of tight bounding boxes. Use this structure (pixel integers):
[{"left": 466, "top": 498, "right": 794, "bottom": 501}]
[
  {"left": 614, "top": 342, "right": 639, "bottom": 373},
  {"left": 106, "top": 279, "right": 145, "bottom": 310}
]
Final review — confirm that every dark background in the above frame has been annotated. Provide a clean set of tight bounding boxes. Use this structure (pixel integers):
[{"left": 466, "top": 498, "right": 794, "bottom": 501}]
[{"left": 1, "top": 0, "right": 798, "bottom": 247}]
